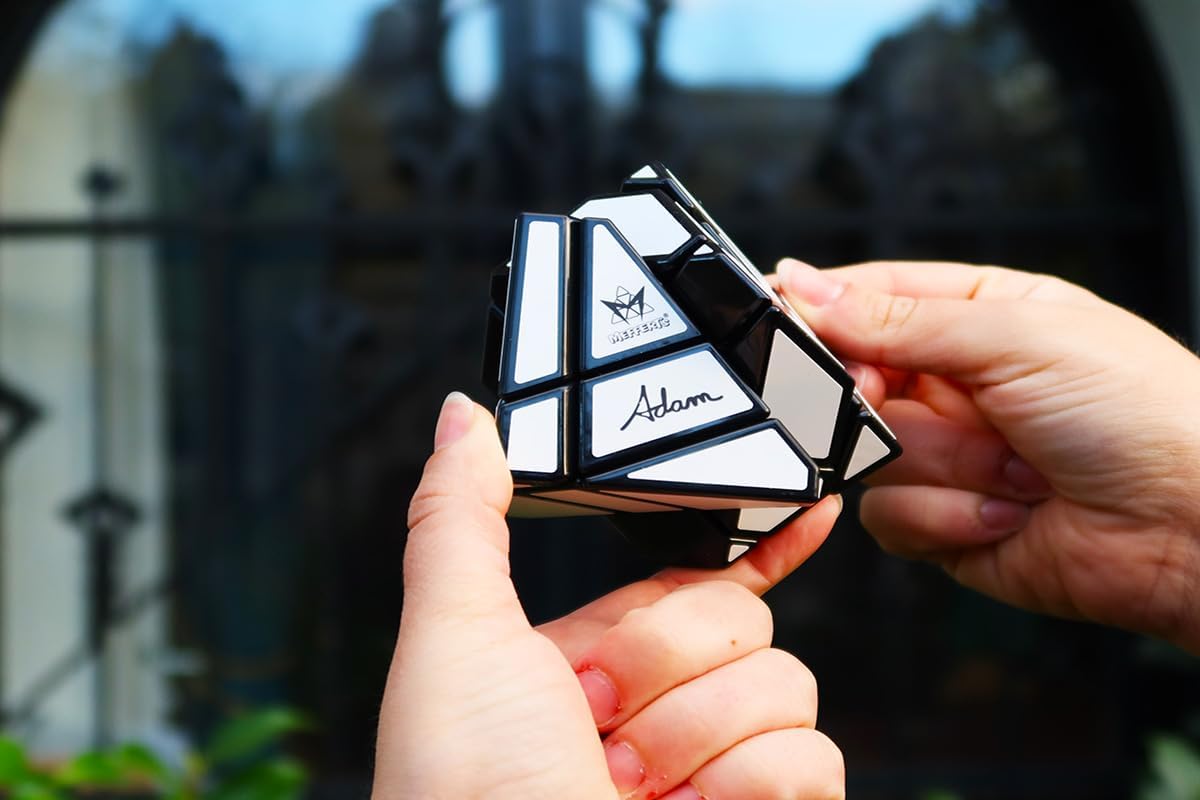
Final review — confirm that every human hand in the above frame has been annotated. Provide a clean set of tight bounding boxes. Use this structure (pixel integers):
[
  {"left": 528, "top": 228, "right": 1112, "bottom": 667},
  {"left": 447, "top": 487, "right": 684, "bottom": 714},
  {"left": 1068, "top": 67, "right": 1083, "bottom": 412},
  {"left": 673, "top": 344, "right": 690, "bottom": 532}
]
[
  {"left": 371, "top": 391, "right": 845, "bottom": 800},
  {"left": 775, "top": 259, "right": 1200, "bottom": 653}
]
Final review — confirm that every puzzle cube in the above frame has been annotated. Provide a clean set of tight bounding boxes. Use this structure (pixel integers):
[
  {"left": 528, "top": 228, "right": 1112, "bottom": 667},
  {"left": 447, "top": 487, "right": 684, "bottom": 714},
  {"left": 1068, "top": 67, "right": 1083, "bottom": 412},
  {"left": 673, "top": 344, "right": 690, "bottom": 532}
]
[{"left": 481, "top": 163, "right": 900, "bottom": 569}]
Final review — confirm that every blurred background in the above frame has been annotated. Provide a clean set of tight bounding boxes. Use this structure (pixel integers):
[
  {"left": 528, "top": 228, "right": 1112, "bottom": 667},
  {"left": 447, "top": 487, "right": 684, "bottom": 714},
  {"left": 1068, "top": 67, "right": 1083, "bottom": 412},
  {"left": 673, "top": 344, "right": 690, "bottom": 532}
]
[{"left": 0, "top": 0, "right": 1198, "bottom": 797}]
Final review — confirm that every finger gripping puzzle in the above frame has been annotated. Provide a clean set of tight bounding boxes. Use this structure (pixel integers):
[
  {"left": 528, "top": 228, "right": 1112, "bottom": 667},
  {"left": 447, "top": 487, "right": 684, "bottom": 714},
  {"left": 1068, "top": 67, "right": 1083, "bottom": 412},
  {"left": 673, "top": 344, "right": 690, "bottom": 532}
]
[{"left": 481, "top": 163, "right": 901, "bottom": 569}]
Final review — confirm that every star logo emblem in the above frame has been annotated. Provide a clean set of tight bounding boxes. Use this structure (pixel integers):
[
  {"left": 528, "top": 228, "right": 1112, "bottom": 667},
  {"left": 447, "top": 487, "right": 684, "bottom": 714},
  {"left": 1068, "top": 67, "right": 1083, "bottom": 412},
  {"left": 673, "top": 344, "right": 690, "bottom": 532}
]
[{"left": 602, "top": 285, "right": 654, "bottom": 324}]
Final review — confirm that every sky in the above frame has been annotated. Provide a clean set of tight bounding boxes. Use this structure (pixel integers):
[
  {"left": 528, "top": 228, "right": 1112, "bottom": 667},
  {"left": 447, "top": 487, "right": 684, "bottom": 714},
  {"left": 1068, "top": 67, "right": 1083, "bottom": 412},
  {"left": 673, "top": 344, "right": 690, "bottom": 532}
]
[{"left": 31, "top": 0, "right": 970, "bottom": 107}]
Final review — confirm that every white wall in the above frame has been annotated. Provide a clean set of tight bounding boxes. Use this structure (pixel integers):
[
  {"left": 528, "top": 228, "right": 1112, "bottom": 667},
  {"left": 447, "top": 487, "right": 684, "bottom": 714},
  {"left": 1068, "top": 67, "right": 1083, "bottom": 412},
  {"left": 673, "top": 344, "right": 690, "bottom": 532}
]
[{"left": 0, "top": 7, "right": 171, "bottom": 754}]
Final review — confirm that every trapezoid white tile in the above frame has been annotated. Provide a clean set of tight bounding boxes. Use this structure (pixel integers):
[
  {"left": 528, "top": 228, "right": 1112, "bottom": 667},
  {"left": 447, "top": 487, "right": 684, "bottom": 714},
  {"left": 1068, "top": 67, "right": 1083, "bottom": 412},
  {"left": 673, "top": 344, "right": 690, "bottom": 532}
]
[
  {"left": 763, "top": 329, "right": 846, "bottom": 460},
  {"left": 504, "top": 393, "right": 561, "bottom": 475}
]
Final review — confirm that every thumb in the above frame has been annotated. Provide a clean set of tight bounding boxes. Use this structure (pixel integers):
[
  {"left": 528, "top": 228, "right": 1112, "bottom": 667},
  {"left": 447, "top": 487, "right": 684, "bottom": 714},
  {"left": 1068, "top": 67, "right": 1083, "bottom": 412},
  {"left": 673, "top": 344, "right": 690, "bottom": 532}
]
[
  {"left": 403, "top": 391, "right": 521, "bottom": 627},
  {"left": 777, "top": 260, "right": 1040, "bottom": 384}
]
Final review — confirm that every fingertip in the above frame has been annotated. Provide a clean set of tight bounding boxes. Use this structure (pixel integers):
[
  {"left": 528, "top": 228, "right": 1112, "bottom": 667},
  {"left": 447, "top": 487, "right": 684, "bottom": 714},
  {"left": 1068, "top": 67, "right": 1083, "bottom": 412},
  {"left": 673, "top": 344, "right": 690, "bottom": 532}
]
[
  {"left": 738, "top": 494, "right": 843, "bottom": 592},
  {"left": 1002, "top": 455, "right": 1053, "bottom": 498},
  {"left": 410, "top": 392, "right": 512, "bottom": 529},
  {"left": 433, "top": 390, "right": 477, "bottom": 451},
  {"left": 779, "top": 260, "right": 845, "bottom": 308},
  {"left": 978, "top": 498, "right": 1032, "bottom": 536},
  {"left": 843, "top": 361, "right": 887, "bottom": 407},
  {"left": 576, "top": 667, "right": 621, "bottom": 728},
  {"left": 859, "top": 485, "right": 1029, "bottom": 559},
  {"left": 775, "top": 257, "right": 802, "bottom": 276}
]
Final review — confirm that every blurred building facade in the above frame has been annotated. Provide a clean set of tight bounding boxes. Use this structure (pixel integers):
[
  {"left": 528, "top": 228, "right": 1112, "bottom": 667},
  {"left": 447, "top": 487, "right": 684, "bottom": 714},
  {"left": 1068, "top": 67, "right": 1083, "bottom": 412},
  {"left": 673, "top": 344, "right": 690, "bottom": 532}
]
[{"left": 0, "top": 1, "right": 1197, "bottom": 797}]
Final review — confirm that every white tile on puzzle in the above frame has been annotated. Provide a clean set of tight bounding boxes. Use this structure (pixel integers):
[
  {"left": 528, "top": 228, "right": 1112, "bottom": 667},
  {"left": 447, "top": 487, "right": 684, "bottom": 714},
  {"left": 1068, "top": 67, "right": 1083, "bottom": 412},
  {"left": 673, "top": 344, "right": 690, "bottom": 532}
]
[
  {"left": 587, "top": 348, "right": 755, "bottom": 458},
  {"left": 511, "top": 219, "right": 563, "bottom": 386},
  {"left": 572, "top": 193, "right": 690, "bottom": 258},
  {"left": 737, "top": 506, "right": 801, "bottom": 533},
  {"left": 844, "top": 423, "right": 893, "bottom": 481},
  {"left": 727, "top": 540, "right": 755, "bottom": 562},
  {"left": 587, "top": 221, "right": 694, "bottom": 362},
  {"left": 625, "top": 426, "right": 812, "bottom": 491},
  {"left": 762, "top": 329, "right": 846, "bottom": 460},
  {"left": 505, "top": 394, "right": 560, "bottom": 474}
]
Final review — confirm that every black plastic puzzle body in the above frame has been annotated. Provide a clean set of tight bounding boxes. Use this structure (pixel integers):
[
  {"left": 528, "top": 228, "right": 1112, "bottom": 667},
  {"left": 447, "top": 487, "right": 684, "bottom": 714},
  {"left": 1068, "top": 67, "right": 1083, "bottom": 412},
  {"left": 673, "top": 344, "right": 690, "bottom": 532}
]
[{"left": 481, "top": 163, "right": 901, "bottom": 569}]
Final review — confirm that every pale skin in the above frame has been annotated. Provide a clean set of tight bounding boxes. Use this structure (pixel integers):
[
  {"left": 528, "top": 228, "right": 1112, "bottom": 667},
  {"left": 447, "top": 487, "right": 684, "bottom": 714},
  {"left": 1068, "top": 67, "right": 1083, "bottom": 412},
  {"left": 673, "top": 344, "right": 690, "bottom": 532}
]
[
  {"left": 373, "top": 393, "right": 846, "bottom": 800},
  {"left": 375, "top": 258, "right": 1200, "bottom": 798},
  {"left": 775, "top": 258, "right": 1200, "bottom": 655}
]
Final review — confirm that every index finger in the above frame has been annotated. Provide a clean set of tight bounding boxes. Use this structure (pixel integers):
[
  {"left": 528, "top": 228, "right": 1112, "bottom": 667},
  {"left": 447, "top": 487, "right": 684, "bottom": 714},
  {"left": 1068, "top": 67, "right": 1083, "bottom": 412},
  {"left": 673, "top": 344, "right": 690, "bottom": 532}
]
[
  {"left": 538, "top": 495, "right": 842, "bottom": 661},
  {"left": 780, "top": 259, "right": 1103, "bottom": 307},
  {"left": 660, "top": 493, "right": 844, "bottom": 594}
]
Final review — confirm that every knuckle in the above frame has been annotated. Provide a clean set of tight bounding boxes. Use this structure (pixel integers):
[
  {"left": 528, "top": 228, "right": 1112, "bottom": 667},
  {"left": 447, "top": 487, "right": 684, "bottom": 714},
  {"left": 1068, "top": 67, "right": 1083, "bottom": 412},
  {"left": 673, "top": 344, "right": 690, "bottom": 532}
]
[
  {"left": 407, "top": 448, "right": 511, "bottom": 531},
  {"left": 407, "top": 488, "right": 500, "bottom": 535},
  {"left": 948, "top": 430, "right": 997, "bottom": 488},
  {"left": 680, "top": 578, "right": 754, "bottom": 603},
  {"left": 869, "top": 293, "right": 920, "bottom": 334},
  {"left": 715, "top": 579, "right": 765, "bottom": 615},
  {"left": 616, "top": 604, "right": 650, "bottom": 629},
  {"left": 720, "top": 581, "right": 774, "bottom": 639},
  {"left": 762, "top": 648, "right": 819, "bottom": 713},
  {"left": 1037, "top": 273, "right": 1073, "bottom": 294},
  {"left": 614, "top": 605, "right": 685, "bottom": 657},
  {"left": 675, "top": 579, "right": 771, "bottom": 629},
  {"left": 805, "top": 730, "right": 846, "bottom": 800},
  {"left": 1030, "top": 272, "right": 1098, "bottom": 303},
  {"left": 407, "top": 489, "right": 450, "bottom": 530}
]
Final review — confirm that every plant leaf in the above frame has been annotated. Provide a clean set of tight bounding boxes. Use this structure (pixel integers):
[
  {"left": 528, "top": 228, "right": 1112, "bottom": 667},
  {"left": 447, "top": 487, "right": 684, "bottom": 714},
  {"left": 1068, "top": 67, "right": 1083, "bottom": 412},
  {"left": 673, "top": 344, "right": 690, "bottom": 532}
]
[
  {"left": 204, "top": 708, "right": 311, "bottom": 767},
  {"left": 113, "top": 743, "right": 171, "bottom": 787},
  {"left": 1143, "top": 735, "right": 1200, "bottom": 800},
  {"left": 919, "top": 791, "right": 964, "bottom": 800},
  {"left": 0, "top": 737, "right": 33, "bottom": 787},
  {"left": 52, "top": 751, "right": 124, "bottom": 788},
  {"left": 11, "top": 779, "right": 69, "bottom": 800},
  {"left": 208, "top": 758, "right": 308, "bottom": 800}
]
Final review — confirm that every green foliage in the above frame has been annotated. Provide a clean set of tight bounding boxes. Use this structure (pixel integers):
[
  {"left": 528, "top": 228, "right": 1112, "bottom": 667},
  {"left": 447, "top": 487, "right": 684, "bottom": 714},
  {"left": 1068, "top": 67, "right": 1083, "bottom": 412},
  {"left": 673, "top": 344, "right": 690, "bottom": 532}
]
[
  {"left": 1140, "top": 735, "right": 1200, "bottom": 800},
  {"left": 207, "top": 759, "right": 308, "bottom": 800},
  {"left": 204, "top": 708, "right": 311, "bottom": 768},
  {"left": 0, "top": 707, "right": 310, "bottom": 800}
]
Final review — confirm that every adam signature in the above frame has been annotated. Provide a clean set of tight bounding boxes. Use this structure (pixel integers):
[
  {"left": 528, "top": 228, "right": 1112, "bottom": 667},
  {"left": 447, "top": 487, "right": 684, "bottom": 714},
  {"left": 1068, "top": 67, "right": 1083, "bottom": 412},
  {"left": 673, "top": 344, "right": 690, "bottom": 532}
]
[{"left": 619, "top": 384, "right": 725, "bottom": 431}]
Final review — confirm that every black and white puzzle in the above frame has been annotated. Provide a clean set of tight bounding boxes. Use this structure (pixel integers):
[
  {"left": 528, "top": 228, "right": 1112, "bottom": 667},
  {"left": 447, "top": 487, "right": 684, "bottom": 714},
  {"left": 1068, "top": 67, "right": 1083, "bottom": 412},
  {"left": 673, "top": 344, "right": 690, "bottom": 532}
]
[{"left": 481, "top": 163, "right": 901, "bottom": 569}]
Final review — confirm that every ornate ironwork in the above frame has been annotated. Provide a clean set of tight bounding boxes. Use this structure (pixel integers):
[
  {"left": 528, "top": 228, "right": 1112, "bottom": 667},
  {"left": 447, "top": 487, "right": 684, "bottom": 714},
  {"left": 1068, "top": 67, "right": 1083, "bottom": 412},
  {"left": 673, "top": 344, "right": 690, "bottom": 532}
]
[
  {"left": 0, "top": 0, "right": 1191, "bottom": 794},
  {"left": 0, "top": 377, "right": 40, "bottom": 457}
]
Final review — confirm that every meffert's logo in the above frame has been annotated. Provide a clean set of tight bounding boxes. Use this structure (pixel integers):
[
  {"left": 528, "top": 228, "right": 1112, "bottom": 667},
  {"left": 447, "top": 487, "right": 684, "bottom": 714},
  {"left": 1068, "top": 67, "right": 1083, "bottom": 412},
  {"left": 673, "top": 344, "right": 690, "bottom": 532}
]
[
  {"left": 620, "top": 384, "right": 725, "bottom": 431},
  {"left": 603, "top": 285, "right": 653, "bottom": 324}
]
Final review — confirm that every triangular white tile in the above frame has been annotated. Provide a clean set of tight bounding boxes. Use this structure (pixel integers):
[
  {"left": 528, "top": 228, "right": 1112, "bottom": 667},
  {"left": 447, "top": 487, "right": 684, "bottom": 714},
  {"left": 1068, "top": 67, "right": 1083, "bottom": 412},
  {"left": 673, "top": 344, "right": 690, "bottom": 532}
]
[
  {"left": 727, "top": 542, "right": 751, "bottom": 562},
  {"left": 572, "top": 193, "right": 690, "bottom": 259},
  {"left": 737, "top": 506, "right": 801, "bottom": 533},
  {"left": 584, "top": 220, "right": 696, "bottom": 365},
  {"left": 845, "top": 424, "right": 892, "bottom": 481}
]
